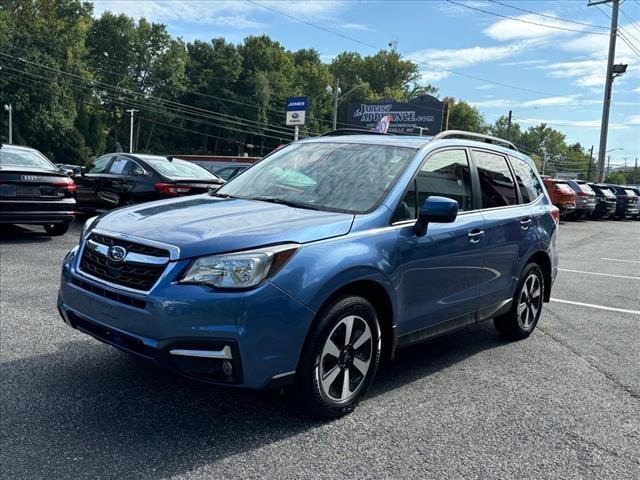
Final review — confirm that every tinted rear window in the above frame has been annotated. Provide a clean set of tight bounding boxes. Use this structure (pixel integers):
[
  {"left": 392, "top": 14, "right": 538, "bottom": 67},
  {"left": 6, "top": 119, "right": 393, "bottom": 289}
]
[
  {"left": 0, "top": 147, "right": 57, "bottom": 171},
  {"left": 577, "top": 182, "right": 595, "bottom": 194},
  {"left": 142, "top": 157, "right": 218, "bottom": 180}
]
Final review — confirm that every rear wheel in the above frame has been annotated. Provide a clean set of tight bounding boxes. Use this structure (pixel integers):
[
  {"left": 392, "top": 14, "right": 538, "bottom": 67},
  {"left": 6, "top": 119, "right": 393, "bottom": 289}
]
[
  {"left": 295, "top": 296, "right": 381, "bottom": 419},
  {"left": 494, "top": 263, "right": 544, "bottom": 340},
  {"left": 43, "top": 223, "right": 69, "bottom": 236}
]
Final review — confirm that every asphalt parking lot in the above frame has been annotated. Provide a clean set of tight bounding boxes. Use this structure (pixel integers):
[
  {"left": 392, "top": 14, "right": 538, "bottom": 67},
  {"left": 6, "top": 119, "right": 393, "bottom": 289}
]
[{"left": 1, "top": 218, "right": 639, "bottom": 479}]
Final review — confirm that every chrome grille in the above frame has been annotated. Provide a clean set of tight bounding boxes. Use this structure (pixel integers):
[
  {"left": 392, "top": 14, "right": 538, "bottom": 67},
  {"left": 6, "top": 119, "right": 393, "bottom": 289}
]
[{"left": 79, "top": 233, "right": 170, "bottom": 291}]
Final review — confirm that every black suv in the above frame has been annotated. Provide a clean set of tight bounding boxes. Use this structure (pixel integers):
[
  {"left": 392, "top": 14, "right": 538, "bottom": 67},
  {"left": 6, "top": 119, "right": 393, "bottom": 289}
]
[
  {"left": 606, "top": 184, "right": 639, "bottom": 219},
  {"left": 587, "top": 183, "right": 617, "bottom": 219},
  {"left": 74, "top": 153, "right": 225, "bottom": 212}
]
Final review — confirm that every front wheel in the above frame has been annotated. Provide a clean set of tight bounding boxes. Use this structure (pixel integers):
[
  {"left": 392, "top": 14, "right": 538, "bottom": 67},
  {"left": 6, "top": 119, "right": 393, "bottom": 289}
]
[
  {"left": 494, "top": 263, "right": 544, "bottom": 340},
  {"left": 44, "top": 223, "right": 69, "bottom": 236},
  {"left": 295, "top": 296, "right": 381, "bottom": 419}
]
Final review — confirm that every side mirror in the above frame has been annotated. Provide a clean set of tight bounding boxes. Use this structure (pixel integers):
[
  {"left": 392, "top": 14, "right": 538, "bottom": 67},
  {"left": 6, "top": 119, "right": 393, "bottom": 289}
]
[
  {"left": 72, "top": 166, "right": 83, "bottom": 176},
  {"left": 414, "top": 196, "right": 459, "bottom": 237}
]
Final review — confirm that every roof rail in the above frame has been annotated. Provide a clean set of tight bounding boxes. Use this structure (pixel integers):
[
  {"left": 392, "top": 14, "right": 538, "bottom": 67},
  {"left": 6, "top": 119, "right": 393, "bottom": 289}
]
[
  {"left": 320, "top": 128, "right": 389, "bottom": 137},
  {"left": 432, "top": 130, "right": 518, "bottom": 151}
]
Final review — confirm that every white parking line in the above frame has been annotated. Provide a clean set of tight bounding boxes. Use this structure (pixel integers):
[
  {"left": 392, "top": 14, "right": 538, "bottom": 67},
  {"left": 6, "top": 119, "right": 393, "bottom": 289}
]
[
  {"left": 550, "top": 299, "right": 640, "bottom": 315},
  {"left": 601, "top": 258, "right": 640, "bottom": 265},
  {"left": 558, "top": 268, "right": 640, "bottom": 280}
]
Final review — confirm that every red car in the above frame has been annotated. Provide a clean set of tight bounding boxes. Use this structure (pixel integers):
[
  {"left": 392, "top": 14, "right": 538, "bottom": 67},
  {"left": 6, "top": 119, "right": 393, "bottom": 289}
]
[{"left": 542, "top": 177, "right": 576, "bottom": 219}]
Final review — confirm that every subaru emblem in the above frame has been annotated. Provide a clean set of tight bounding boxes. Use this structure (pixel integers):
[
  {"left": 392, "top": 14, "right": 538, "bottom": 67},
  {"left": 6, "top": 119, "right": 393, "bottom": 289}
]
[{"left": 107, "top": 245, "right": 127, "bottom": 263}]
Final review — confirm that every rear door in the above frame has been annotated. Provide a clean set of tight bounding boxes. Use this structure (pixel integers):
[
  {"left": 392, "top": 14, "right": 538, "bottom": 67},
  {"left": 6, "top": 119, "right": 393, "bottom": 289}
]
[
  {"left": 472, "top": 149, "right": 526, "bottom": 310},
  {"left": 394, "top": 148, "right": 487, "bottom": 339},
  {"left": 74, "top": 155, "right": 113, "bottom": 210}
]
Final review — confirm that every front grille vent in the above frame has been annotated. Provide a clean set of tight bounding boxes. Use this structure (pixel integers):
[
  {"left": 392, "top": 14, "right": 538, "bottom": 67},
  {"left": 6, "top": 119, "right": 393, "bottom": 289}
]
[{"left": 79, "top": 233, "right": 169, "bottom": 291}]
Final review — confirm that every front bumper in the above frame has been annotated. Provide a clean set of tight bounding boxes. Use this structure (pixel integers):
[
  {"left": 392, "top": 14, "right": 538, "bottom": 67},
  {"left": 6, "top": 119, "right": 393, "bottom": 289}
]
[{"left": 58, "top": 248, "right": 315, "bottom": 389}]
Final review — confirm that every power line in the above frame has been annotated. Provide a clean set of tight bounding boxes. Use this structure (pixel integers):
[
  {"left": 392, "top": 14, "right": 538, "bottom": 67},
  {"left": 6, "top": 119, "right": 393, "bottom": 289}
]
[
  {"left": 0, "top": 52, "right": 305, "bottom": 138},
  {"left": 619, "top": 7, "right": 640, "bottom": 36},
  {"left": 446, "top": 0, "right": 610, "bottom": 36},
  {"left": 0, "top": 65, "right": 297, "bottom": 143},
  {"left": 246, "top": 0, "right": 380, "bottom": 50},
  {"left": 487, "top": 0, "right": 610, "bottom": 30},
  {"left": 248, "top": 0, "right": 569, "bottom": 97}
]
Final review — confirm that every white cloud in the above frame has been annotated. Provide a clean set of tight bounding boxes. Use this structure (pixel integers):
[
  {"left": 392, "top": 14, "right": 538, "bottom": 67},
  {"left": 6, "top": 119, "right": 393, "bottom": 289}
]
[
  {"left": 408, "top": 40, "right": 537, "bottom": 82},
  {"left": 476, "top": 84, "right": 495, "bottom": 90},
  {"left": 483, "top": 12, "right": 587, "bottom": 41},
  {"left": 517, "top": 117, "right": 630, "bottom": 129},
  {"left": 629, "top": 115, "right": 640, "bottom": 125},
  {"left": 500, "top": 59, "right": 547, "bottom": 67},
  {"left": 469, "top": 95, "right": 578, "bottom": 109},
  {"left": 92, "top": 0, "right": 345, "bottom": 28},
  {"left": 339, "top": 23, "right": 370, "bottom": 31}
]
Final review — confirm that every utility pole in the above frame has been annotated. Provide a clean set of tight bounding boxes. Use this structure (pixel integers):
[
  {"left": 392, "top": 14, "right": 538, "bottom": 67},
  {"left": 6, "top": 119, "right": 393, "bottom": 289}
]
[
  {"left": 634, "top": 158, "right": 638, "bottom": 184},
  {"left": 126, "top": 109, "right": 138, "bottom": 153},
  {"left": 589, "top": 0, "right": 619, "bottom": 182},
  {"left": 4, "top": 104, "right": 12, "bottom": 144},
  {"left": 587, "top": 145, "right": 594, "bottom": 181},
  {"left": 332, "top": 78, "right": 340, "bottom": 130},
  {"left": 541, "top": 145, "right": 548, "bottom": 176},
  {"left": 506, "top": 110, "right": 512, "bottom": 140},
  {"left": 607, "top": 155, "right": 611, "bottom": 179}
]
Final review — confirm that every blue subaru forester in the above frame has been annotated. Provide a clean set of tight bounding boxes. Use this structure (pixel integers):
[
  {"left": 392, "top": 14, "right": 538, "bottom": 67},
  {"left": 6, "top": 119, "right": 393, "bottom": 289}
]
[{"left": 58, "top": 130, "right": 559, "bottom": 418}]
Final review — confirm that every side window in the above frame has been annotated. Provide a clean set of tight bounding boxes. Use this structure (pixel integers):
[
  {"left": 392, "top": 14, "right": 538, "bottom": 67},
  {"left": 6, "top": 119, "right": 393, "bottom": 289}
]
[
  {"left": 474, "top": 150, "right": 517, "bottom": 208},
  {"left": 394, "top": 149, "right": 473, "bottom": 221},
  {"left": 108, "top": 156, "right": 144, "bottom": 176},
  {"left": 88, "top": 156, "right": 111, "bottom": 174},
  {"left": 509, "top": 156, "right": 544, "bottom": 204},
  {"left": 107, "top": 156, "right": 130, "bottom": 175}
]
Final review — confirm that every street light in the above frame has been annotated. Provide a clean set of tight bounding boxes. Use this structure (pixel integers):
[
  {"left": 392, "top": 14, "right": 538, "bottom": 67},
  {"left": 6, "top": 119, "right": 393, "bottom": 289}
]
[
  {"left": 4, "top": 104, "right": 12, "bottom": 144},
  {"left": 612, "top": 63, "right": 627, "bottom": 77},
  {"left": 327, "top": 81, "right": 367, "bottom": 130}
]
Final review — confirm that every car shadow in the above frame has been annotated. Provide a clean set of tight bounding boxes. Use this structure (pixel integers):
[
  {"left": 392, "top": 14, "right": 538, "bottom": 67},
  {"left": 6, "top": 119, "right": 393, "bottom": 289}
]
[
  {"left": 1, "top": 323, "right": 506, "bottom": 479},
  {"left": 0, "top": 224, "right": 53, "bottom": 243}
]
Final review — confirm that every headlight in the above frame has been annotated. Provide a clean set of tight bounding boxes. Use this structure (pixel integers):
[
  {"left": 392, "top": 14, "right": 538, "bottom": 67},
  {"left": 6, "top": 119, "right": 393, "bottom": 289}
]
[
  {"left": 180, "top": 244, "right": 300, "bottom": 289},
  {"left": 80, "top": 215, "right": 99, "bottom": 243}
]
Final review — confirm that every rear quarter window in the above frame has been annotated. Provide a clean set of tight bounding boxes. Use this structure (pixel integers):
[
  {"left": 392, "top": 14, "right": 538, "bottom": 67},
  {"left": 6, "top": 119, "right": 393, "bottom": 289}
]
[{"left": 509, "top": 156, "right": 544, "bottom": 204}]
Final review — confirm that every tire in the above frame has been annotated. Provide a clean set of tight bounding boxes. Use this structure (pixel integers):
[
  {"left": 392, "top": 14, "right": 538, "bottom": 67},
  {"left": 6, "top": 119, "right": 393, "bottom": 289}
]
[
  {"left": 43, "top": 223, "right": 69, "bottom": 236},
  {"left": 494, "top": 263, "right": 544, "bottom": 340},
  {"left": 295, "top": 295, "right": 381, "bottom": 419}
]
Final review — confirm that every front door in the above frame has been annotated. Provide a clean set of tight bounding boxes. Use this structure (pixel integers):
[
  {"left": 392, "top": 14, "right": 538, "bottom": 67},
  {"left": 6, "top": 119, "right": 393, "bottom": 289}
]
[{"left": 393, "top": 148, "right": 488, "bottom": 341}]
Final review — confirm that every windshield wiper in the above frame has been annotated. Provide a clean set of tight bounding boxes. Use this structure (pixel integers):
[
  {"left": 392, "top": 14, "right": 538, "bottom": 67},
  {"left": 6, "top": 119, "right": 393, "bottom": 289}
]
[{"left": 250, "top": 196, "right": 321, "bottom": 211}]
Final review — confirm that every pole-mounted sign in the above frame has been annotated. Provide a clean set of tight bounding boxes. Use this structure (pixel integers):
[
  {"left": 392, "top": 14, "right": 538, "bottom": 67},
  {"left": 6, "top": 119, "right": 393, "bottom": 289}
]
[{"left": 285, "top": 96, "right": 309, "bottom": 141}]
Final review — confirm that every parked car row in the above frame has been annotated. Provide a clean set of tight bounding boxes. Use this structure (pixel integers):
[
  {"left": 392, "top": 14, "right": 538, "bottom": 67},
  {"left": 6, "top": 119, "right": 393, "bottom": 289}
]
[{"left": 542, "top": 175, "right": 639, "bottom": 221}]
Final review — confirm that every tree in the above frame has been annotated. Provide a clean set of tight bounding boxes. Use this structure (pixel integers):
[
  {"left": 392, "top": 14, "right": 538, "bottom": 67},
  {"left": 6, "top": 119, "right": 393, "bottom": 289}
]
[{"left": 445, "top": 98, "right": 487, "bottom": 133}]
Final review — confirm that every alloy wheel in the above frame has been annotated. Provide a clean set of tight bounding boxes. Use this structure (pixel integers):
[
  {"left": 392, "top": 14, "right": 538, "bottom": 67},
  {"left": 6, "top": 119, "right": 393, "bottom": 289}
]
[
  {"left": 517, "top": 273, "right": 542, "bottom": 330},
  {"left": 317, "top": 315, "right": 373, "bottom": 403}
]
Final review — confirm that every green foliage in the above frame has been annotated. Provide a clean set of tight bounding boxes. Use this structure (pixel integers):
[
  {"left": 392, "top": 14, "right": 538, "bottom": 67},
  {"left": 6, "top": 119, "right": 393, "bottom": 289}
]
[
  {"left": 0, "top": 0, "right": 602, "bottom": 168},
  {"left": 445, "top": 98, "right": 487, "bottom": 133}
]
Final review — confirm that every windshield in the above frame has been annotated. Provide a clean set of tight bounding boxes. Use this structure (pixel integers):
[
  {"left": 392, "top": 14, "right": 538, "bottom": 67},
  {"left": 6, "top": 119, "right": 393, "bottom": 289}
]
[
  {"left": 0, "top": 146, "right": 56, "bottom": 170},
  {"left": 217, "top": 142, "right": 416, "bottom": 213},
  {"left": 141, "top": 157, "right": 219, "bottom": 180}
]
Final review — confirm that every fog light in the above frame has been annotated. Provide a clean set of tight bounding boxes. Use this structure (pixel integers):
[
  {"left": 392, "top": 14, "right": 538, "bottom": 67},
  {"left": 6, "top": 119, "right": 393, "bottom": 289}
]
[{"left": 222, "top": 360, "right": 233, "bottom": 376}]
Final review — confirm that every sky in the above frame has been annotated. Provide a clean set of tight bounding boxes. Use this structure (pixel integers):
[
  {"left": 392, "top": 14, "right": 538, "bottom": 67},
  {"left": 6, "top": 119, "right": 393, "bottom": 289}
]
[{"left": 92, "top": 0, "right": 640, "bottom": 166}]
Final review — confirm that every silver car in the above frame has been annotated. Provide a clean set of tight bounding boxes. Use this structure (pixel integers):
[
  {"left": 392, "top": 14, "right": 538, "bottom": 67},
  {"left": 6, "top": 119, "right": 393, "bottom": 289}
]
[{"left": 566, "top": 179, "right": 596, "bottom": 219}]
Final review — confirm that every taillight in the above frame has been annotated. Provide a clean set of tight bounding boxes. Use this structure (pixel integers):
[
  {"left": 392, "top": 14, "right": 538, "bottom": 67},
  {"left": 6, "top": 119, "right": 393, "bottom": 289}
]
[
  {"left": 155, "top": 182, "right": 192, "bottom": 195},
  {"left": 550, "top": 206, "right": 560, "bottom": 225},
  {"left": 577, "top": 191, "right": 588, "bottom": 197},
  {"left": 52, "top": 177, "right": 77, "bottom": 193}
]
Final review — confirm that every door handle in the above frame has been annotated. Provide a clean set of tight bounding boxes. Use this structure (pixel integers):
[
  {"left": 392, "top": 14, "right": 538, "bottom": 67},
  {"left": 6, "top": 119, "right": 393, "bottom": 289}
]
[
  {"left": 468, "top": 229, "right": 485, "bottom": 243},
  {"left": 520, "top": 218, "right": 533, "bottom": 229}
]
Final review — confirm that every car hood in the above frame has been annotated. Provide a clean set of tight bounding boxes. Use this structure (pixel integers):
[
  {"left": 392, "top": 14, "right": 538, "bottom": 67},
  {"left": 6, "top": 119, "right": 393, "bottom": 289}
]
[{"left": 95, "top": 195, "right": 354, "bottom": 259}]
